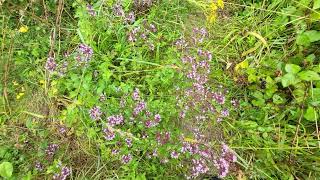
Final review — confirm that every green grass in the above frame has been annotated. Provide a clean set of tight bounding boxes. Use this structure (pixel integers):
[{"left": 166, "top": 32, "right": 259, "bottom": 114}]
[{"left": 1, "top": 0, "right": 320, "bottom": 179}]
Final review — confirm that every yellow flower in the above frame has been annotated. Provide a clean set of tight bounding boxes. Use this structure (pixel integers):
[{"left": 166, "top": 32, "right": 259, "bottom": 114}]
[
  {"left": 19, "top": 26, "right": 28, "bottom": 33},
  {"left": 16, "top": 92, "right": 25, "bottom": 100},
  {"left": 207, "top": 0, "right": 224, "bottom": 23},
  {"left": 13, "top": 81, "right": 19, "bottom": 86},
  {"left": 217, "top": 0, "right": 224, "bottom": 9}
]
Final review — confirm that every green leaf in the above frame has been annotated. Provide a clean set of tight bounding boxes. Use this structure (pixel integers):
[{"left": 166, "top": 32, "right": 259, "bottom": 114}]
[
  {"left": 296, "top": 30, "right": 320, "bottom": 46},
  {"left": 281, "top": 73, "right": 299, "bottom": 87},
  {"left": 296, "top": 33, "right": 311, "bottom": 46},
  {"left": 273, "top": 94, "right": 285, "bottom": 104},
  {"left": 314, "top": 0, "right": 320, "bottom": 9},
  {"left": 304, "top": 106, "right": 317, "bottom": 121},
  {"left": 304, "top": 30, "right": 320, "bottom": 42},
  {"left": 285, "top": 64, "right": 301, "bottom": 74},
  {"left": 298, "top": 71, "right": 320, "bottom": 81},
  {"left": 0, "top": 162, "right": 13, "bottom": 178}
]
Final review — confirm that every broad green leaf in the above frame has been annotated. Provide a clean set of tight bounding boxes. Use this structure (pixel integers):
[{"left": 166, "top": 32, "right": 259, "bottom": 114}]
[
  {"left": 304, "top": 106, "right": 317, "bottom": 121},
  {"left": 293, "top": 89, "right": 305, "bottom": 103},
  {"left": 298, "top": 71, "right": 320, "bottom": 81},
  {"left": 296, "top": 31, "right": 320, "bottom": 46},
  {"left": 285, "top": 64, "right": 301, "bottom": 74},
  {"left": 304, "top": 30, "right": 320, "bottom": 42},
  {"left": 314, "top": 0, "right": 320, "bottom": 9},
  {"left": 306, "top": 54, "right": 316, "bottom": 62},
  {"left": 296, "top": 33, "right": 311, "bottom": 46},
  {"left": 281, "top": 73, "right": 299, "bottom": 87},
  {"left": 0, "top": 162, "right": 13, "bottom": 178},
  {"left": 273, "top": 94, "right": 285, "bottom": 104}
]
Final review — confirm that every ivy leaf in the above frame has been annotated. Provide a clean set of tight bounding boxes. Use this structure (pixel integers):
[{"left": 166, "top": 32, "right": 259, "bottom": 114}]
[
  {"left": 314, "top": 0, "right": 320, "bottom": 9},
  {"left": 304, "top": 106, "right": 317, "bottom": 121},
  {"left": 0, "top": 162, "right": 13, "bottom": 178},
  {"left": 281, "top": 73, "right": 299, "bottom": 87},
  {"left": 298, "top": 71, "right": 320, "bottom": 81},
  {"left": 285, "top": 64, "right": 301, "bottom": 74}
]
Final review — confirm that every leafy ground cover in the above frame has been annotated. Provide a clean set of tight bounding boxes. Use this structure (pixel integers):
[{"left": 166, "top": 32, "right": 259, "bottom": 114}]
[{"left": 1, "top": 0, "right": 320, "bottom": 179}]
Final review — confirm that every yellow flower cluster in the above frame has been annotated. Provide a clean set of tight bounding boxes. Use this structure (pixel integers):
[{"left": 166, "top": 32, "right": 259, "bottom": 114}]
[
  {"left": 207, "top": 0, "right": 224, "bottom": 23},
  {"left": 13, "top": 81, "right": 26, "bottom": 100}
]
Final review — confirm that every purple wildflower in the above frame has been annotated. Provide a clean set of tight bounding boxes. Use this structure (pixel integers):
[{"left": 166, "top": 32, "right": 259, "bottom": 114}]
[
  {"left": 53, "top": 166, "right": 71, "bottom": 180},
  {"left": 125, "top": 138, "right": 133, "bottom": 147},
  {"left": 87, "top": 4, "right": 96, "bottom": 16},
  {"left": 103, "top": 128, "right": 116, "bottom": 140},
  {"left": 170, "top": 151, "right": 180, "bottom": 159},
  {"left": 145, "top": 120, "right": 153, "bottom": 128},
  {"left": 133, "top": 101, "right": 146, "bottom": 116},
  {"left": 45, "top": 57, "right": 57, "bottom": 72},
  {"left": 107, "top": 114, "right": 124, "bottom": 126},
  {"left": 58, "top": 126, "right": 67, "bottom": 135},
  {"left": 214, "top": 92, "right": 226, "bottom": 105},
  {"left": 35, "top": 161, "right": 43, "bottom": 171},
  {"left": 231, "top": 98, "right": 239, "bottom": 107},
  {"left": 113, "top": 3, "right": 125, "bottom": 17},
  {"left": 132, "top": 88, "right": 140, "bottom": 101},
  {"left": 78, "top": 44, "right": 93, "bottom": 62},
  {"left": 45, "top": 144, "right": 59, "bottom": 156},
  {"left": 191, "top": 159, "right": 209, "bottom": 178},
  {"left": 89, "top": 106, "right": 102, "bottom": 120},
  {"left": 122, "top": 154, "right": 132, "bottom": 164},
  {"left": 221, "top": 109, "right": 229, "bottom": 117},
  {"left": 149, "top": 24, "right": 157, "bottom": 33},
  {"left": 125, "top": 12, "right": 135, "bottom": 24},
  {"left": 99, "top": 93, "right": 107, "bottom": 102},
  {"left": 215, "top": 158, "right": 229, "bottom": 178},
  {"left": 111, "top": 149, "right": 120, "bottom": 155}
]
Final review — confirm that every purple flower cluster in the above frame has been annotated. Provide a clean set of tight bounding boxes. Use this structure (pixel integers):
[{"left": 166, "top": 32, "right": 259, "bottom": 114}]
[
  {"left": 170, "top": 151, "right": 180, "bottom": 159},
  {"left": 99, "top": 93, "right": 107, "bottom": 102},
  {"left": 156, "top": 131, "right": 171, "bottom": 145},
  {"left": 145, "top": 113, "right": 161, "bottom": 128},
  {"left": 192, "top": 27, "right": 208, "bottom": 44},
  {"left": 87, "top": 4, "right": 96, "bottom": 16},
  {"left": 213, "top": 92, "right": 226, "bottom": 105},
  {"left": 133, "top": 101, "right": 146, "bottom": 116},
  {"left": 214, "top": 144, "right": 237, "bottom": 178},
  {"left": 133, "top": 0, "right": 154, "bottom": 11},
  {"left": 125, "top": 12, "right": 135, "bottom": 24},
  {"left": 121, "top": 154, "right": 132, "bottom": 164},
  {"left": 127, "top": 20, "right": 157, "bottom": 50},
  {"left": 113, "top": 2, "right": 125, "bottom": 17},
  {"left": 58, "top": 126, "right": 67, "bottom": 135},
  {"left": 107, "top": 114, "right": 124, "bottom": 126},
  {"left": 53, "top": 166, "right": 71, "bottom": 180},
  {"left": 45, "top": 143, "right": 59, "bottom": 156},
  {"left": 76, "top": 44, "right": 93, "bottom": 64},
  {"left": 103, "top": 128, "right": 115, "bottom": 140},
  {"left": 35, "top": 161, "right": 44, "bottom": 171},
  {"left": 125, "top": 138, "right": 132, "bottom": 147},
  {"left": 57, "top": 61, "right": 68, "bottom": 77},
  {"left": 132, "top": 88, "right": 140, "bottom": 100},
  {"left": 89, "top": 106, "right": 102, "bottom": 120},
  {"left": 190, "top": 159, "right": 209, "bottom": 178},
  {"left": 221, "top": 109, "right": 229, "bottom": 117},
  {"left": 45, "top": 57, "right": 57, "bottom": 73}
]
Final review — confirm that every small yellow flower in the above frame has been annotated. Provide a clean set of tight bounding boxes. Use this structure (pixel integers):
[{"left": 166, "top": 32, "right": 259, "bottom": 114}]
[
  {"left": 217, "top": 0, "right": 224, "bottom": 9},
  {"left": 207, "top": 0, "right": 224, "bottom": 23},
  {"left": 16, "top": 92, "right": 25, "bottom": 100},
  {"left": 13, "top": 81, "right": 19, "bottom": 86},
  {"left": 19, "top": 26, "right": 29, "bottom": 33}
]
